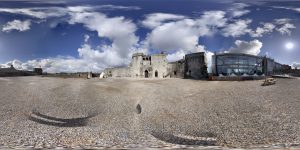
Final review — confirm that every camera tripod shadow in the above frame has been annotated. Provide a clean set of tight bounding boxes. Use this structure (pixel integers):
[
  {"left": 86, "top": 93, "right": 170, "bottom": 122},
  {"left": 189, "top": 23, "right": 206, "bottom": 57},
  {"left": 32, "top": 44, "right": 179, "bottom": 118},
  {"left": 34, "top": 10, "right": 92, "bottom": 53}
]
[
  {"left": 27, "top": 109, "right": 98, "bottom": 127},
  {"left": 135, "top": 104, "right": 217, "bottom": 146}
]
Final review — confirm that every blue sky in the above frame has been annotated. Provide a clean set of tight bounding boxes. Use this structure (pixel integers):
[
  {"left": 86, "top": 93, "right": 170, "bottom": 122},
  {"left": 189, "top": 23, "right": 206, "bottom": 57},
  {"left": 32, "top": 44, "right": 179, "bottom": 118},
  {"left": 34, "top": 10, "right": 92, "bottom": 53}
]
[{"left": 0, "top": 0, "right": 299, "bottom": 72}]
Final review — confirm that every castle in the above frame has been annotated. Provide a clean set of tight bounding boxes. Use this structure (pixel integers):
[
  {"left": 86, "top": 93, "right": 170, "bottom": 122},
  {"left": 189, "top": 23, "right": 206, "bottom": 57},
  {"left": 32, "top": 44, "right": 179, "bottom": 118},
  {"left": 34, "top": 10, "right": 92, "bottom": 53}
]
[{"left": 104, "top": 52, "right": 208, "bottom": 79}]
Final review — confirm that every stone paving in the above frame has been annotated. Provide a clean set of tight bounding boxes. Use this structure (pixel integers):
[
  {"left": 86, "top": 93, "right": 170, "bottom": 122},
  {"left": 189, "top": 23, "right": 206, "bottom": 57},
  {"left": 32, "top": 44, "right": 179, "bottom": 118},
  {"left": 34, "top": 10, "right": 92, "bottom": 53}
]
[{"left": 0, "top": 77, "right": 299, "bottom": 149}]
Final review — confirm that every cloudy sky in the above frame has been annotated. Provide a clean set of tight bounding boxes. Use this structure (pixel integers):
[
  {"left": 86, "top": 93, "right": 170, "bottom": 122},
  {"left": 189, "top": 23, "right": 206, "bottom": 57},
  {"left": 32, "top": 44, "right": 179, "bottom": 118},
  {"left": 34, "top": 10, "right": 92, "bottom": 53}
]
[{"left": 0, "top": 0, "right": 299, "bottom": 72}]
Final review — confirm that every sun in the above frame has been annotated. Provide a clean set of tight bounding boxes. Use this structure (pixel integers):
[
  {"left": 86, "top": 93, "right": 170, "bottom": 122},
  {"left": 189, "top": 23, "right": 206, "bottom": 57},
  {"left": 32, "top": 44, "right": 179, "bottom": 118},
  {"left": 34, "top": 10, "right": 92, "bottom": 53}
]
[{"left": 285, "top": 42, "right": 294, "bottom": 50}]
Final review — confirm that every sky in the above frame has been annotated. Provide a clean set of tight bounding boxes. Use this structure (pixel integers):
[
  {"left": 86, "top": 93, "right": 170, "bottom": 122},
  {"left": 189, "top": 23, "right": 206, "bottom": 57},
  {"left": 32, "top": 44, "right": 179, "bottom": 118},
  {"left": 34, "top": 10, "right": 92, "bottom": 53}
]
[{"left": 0, "top": 0, "right": 299, "bottom": 72}]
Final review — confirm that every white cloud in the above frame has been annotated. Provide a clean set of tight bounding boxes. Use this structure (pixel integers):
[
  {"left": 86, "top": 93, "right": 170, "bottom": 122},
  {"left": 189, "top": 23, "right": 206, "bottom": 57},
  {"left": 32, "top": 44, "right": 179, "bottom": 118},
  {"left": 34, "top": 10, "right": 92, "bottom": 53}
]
[
  {"left": 95, "top": 5, "right": 141, "bottom": 11},
  {"left": 292, "top": 62, "right": 300, "bottom": 69},
  {"left": 227, "top": 39, "right": 263, "bottom": 56},
  {"left": 68, "top": 11, "right": 138, "bottom": 58},
  {"left": 222, "top": 17, "right": 295, "bottom": 38},
  {"left": 205, "top": 51, "right": 214, "bottom": 73},
  {"left": 67, "top": 6, "right": 95, "bottom": 13},
  {"left": 0, "top": 7, "right": 68, "bottom": 19},
  {"left": 166, "top": 50, "right": 186, "bottom": 62},
  {"left": 142, "top": 13, "right": 186, "bottom": 29},
  {"left": 147, "top": 19, "right": 199, "bottom": 52},
  {"left": 228, "top": 3, "right": 250, "bottom": 17},
  {"left": 142, "top": 11, "right": 226, "bottom": 72},
  {"left": 272, "top": 6, "right": 300, "bottom": 13},
  {"left": 274, "top": 18, "right": 296, "bottom": 35},
  {"left": 295, "top": 8, "right": 300, "bottom": 12},
  {"left": 68, "top": 5, "right": 140, "bottom": 12},
  {"left": 2, "top": 19, "right": 31, "bottom": 32},
  {"left": 2, "top": 60, "right": 23, "bottom": 70},
  {"left": 274, "top": 18, "right": 291, "bottom": 25},
  {"left": 250, "top": 22, "right": 275, "bottom": 37},
  {"left": 222, "top": 19, "right": 252, "bottom": 37},
  {"left": 232, "top": 9, "right": 250, "bottom": 18},
  {"left": 0, "top": 5, "right": 140, "bottom": 72},
  {"left": 84, "top": 34, "right": 90, "bottom": 43},
  {"left": 196, "top": 11, "right": 227, "bottom": 31},
  {"left": 141, "top": 11, "right": 226, "bottom": 73},
  {"left": 145, "top": 11, "right": 226, "bottom": 55},
  {"left": 1, "top": 35, "right": 133, "bottom": 73},
  {"left": 276, "top": 24, "right": 296, "bottom": 35},
  {"left": 15, "top": 0, "right": 67, "bottom": 4},
  {"left": 0, "top": 5, "right": 140, "bottom": 20},
  {"left": 247, "top": 18, "right": 295, "bottom": 37}
]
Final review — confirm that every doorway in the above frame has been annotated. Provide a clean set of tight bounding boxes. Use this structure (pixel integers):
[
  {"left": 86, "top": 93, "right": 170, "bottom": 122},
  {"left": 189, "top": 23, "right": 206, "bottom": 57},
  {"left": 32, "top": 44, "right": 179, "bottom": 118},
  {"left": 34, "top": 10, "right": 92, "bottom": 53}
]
[
  {"left": 155, "top": 71, "right": 158, "bottom": 78},
  {"left": 145, "top": 70, "right": 149, "bottom": 78}
]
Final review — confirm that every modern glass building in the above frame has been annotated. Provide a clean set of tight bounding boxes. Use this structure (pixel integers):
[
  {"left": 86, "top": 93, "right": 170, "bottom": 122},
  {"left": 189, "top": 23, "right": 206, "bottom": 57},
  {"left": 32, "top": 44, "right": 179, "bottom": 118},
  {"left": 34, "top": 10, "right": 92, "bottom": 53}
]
[{"left": 212, "top": 53, "right": 269, "bottom": 76}]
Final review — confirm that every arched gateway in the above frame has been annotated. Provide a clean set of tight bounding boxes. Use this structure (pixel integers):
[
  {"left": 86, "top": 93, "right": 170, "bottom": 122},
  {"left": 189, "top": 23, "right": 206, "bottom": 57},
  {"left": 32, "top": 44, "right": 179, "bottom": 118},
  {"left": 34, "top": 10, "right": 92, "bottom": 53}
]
[{"left": 145, "top": 70, "right": 149, "bottom": 78}]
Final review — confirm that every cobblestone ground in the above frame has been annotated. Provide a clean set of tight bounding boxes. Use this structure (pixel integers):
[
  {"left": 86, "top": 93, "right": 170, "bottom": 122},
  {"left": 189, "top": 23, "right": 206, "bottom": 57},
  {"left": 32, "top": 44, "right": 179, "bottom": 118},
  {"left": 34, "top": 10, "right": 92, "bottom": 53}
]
[{"left": 0, "top": 77, "right": 299, "bottom": 149}]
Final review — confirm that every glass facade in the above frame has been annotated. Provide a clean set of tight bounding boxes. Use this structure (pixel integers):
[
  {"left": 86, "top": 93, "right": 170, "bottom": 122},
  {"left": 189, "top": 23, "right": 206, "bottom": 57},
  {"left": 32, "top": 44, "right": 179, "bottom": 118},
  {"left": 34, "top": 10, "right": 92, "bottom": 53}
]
[{"left": 215, "top": 54, "right": 264, "bottom": 76}]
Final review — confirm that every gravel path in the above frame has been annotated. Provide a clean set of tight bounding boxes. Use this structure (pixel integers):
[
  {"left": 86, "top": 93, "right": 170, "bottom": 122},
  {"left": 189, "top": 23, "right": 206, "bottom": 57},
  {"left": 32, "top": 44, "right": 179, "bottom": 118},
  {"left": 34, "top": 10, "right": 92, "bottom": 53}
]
[{"left": 0, "top": 77, "right": 299, "bottom": 149}]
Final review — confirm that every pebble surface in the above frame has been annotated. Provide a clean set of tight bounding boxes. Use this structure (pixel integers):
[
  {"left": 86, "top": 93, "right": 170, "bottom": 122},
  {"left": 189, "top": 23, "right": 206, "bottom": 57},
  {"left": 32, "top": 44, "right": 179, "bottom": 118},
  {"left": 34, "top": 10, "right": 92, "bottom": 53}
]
[{"left": 0, "top": 77, "right": 299, "bottom": 149}]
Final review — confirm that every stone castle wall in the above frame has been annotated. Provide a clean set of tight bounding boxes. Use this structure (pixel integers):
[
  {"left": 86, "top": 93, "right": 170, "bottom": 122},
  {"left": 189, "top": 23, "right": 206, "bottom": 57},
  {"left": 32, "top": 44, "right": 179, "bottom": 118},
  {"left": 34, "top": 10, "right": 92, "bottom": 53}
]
[
  {"left": 104, "top": 52, "right": 207, "bottom": 79},
  {"left": 184, "top": 52, "right": 208, "bottom": 79}
]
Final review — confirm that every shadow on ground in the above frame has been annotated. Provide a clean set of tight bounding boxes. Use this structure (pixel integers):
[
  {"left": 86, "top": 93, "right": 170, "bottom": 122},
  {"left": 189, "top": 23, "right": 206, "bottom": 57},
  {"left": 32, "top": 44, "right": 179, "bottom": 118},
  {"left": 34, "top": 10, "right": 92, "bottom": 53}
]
[
  {"left": 27, "top": 110, "right": 97, "bottom": 127},
  {"left": 149, "top": 130, "right": 217, "bottom": 146}
]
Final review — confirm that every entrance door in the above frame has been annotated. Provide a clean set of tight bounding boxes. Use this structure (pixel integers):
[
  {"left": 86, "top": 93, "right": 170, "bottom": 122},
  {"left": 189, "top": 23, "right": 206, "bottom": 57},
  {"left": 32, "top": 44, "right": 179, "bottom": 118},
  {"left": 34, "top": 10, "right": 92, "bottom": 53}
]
[
  {"left": 155, "top": 71, "right": 158, "bottom": 77},
  {"left": 145, "top": 70, "right": 149, "bottom": 78}
]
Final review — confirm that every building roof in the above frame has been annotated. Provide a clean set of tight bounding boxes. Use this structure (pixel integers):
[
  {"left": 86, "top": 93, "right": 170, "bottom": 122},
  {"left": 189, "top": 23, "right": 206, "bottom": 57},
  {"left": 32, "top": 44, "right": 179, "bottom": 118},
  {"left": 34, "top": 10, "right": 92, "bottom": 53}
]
[
  {"left": 132, "top": 53, "right": 144, "bottom": 57},
  {"left": 185, "top": 52, "right": 205, "bottom": 57},
  {"left": 215, "top": 52, "right": 265, "bottom": 58}
]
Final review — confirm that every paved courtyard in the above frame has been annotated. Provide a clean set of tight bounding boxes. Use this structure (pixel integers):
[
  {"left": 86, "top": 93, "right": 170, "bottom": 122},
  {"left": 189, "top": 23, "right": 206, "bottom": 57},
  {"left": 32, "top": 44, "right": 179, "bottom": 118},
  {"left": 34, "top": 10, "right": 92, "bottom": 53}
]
[{"left": 0, "top": 77, "right": 299, "bottom": 149}]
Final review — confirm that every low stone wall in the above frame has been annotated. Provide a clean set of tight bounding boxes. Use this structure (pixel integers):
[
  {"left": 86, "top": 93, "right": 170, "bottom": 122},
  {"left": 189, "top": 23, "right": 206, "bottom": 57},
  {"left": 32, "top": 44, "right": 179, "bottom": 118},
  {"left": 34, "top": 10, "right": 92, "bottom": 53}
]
[
  {"left": 211, "top": 76, "right": 265, "bottom": 81},
  {"left": 104, "top": 67, "right": 130, "bottom": 78},
  {"left": 42, "top": 72, "right": 91, "bottom": 78},
  {"left": 0, "top": 71, "right": 38, "bottom": 77}
]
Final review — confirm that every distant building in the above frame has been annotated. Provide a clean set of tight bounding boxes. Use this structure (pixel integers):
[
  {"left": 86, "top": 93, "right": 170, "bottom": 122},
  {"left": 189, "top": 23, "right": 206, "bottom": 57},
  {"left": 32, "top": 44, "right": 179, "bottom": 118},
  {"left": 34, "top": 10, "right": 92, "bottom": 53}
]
[
  {"left": 212, "top": 53, "right": 291, "bottom": 78},
  {"left": 0, "top": 65, "right": 43, "bottom": 77},
  {"left": 274, "top": 62, "right": 292, "bottom": 73},
  {"left": 34, "top": 68, "right": 43, "bottom": 75},
  {"left": 212, "top": 53, "right": 265, "bottom": 76}
]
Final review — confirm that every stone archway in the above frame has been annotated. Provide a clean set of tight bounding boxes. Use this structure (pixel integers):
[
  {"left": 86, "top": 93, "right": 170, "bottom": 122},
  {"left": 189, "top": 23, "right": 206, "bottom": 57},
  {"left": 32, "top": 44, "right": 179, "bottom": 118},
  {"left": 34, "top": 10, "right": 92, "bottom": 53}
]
[{"left": 145, "top": 70, "right": 149, "bottom": 78}]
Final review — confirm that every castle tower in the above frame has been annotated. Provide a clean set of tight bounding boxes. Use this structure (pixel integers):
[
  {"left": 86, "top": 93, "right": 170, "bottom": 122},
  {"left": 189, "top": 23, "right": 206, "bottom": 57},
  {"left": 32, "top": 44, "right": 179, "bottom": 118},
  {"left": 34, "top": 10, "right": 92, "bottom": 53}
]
[{"left": 130, "top": 53, "right": 144, "bottom": 77}]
